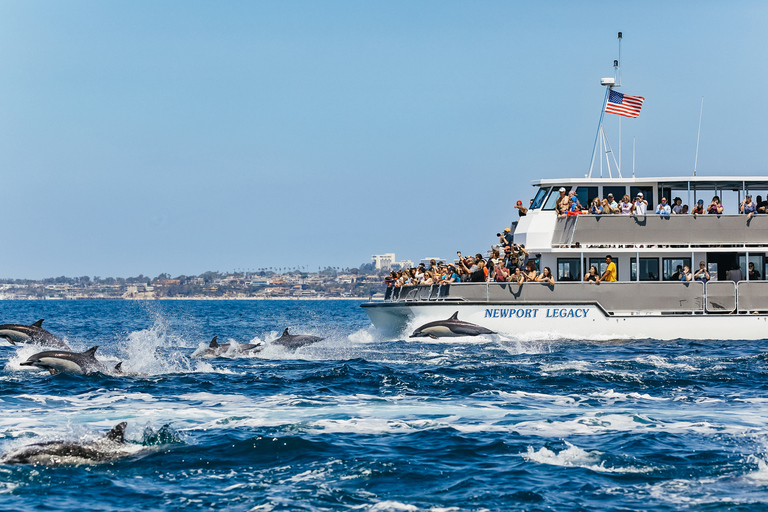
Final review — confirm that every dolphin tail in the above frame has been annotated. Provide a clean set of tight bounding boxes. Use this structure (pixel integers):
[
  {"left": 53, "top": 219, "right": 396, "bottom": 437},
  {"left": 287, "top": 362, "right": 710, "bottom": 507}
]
[
  {"left": 83, "top": 346, "right": 99, "bottom": 357},
  {"left": 209, "top": 336, "right": 219, "bottom": 348},
  {"left": 449, "top": 312, "right": 460, "bottom": 321},
  {"left": 31, "top": 319, "right": 44, "bottom": 328},
  {"left": 105, "top": 422, "right": 127, "bottom": 443}
]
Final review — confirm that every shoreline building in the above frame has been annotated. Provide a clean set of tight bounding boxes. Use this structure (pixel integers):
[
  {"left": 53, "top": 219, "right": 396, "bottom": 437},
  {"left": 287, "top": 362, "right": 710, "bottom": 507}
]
[{"left": 372, "top": 253, "right": 396, "bottom": 270}]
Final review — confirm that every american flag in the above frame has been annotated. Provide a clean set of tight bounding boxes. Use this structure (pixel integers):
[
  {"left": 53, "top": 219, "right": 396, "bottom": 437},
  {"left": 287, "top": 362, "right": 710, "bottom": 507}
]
[{"left": 604, "top": 90, "right": 645, "bottom": 118}]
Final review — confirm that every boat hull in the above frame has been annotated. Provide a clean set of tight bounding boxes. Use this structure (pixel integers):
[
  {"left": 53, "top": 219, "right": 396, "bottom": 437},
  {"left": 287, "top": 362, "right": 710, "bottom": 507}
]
[{"left": 361, "top": 301, "right": 768, "bottom": 341}]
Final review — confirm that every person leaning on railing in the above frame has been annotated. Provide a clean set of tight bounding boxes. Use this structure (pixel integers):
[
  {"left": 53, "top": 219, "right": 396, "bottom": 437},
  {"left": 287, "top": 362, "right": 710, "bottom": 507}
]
[{"left": 656, "top": 197, "right": 672, "bottom": 215}]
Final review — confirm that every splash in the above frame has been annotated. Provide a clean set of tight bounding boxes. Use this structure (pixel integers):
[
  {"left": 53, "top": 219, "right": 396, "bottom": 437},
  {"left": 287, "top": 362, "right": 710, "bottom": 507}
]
[{"left": 115, "top": 315, "right": 215, "bottom": 375}]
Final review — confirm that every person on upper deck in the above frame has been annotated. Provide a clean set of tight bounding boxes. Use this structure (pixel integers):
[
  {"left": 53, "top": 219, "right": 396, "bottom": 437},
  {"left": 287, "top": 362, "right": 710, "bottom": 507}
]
[
  {"left": 741, "top": 194, "right": 757, "bottom": 219},
  {"left": 707, "top": 196, "right": 723, "bottom": 214},
  {"left": 756, "top": 195, "right": 768, "bottom": 214},
  {"left": 619, "top": 195, "right": 633, "bottom": 214},
  {"left": 514, "top": 200, "right": 528, "bottom": 217},
  {"left": 656, "top": 197, "right": 671, "bottom": 215},
  {"left": 556, "top": 187, "right": 569, "bottom": 217},
  {"left": 749, "top": 262, "right": 761, "bottom": 280},
  {"left": 692, "top": 199, "right": 705, "bottom": 216},
  {"left": 601, "top": 255, "right": 617, "bottom": 282},
  {"left": 601, "top": 198, "right": 617, "bottom": 214},
  {"left": 694, "top": 261, "right": 710, "bottom": 282},
  {"left": 681, "top": 204, "right": 689, "bottom": 214},
  {"left": 584, "top": 265, "right": 601, "bottom": 284},
  {"left": 672, "top": 197, "right": 684, "bottom": 214},
  {"left": 680, "top": 265, "right": 693, "bottom": 282},
  {"left": 632, "top": 193, "right": 648, "bottom": 215},
  {"left": 590, "top": 197, "right": 603, "bottom": 215},
  {"left": 510, "top": 267, "right": 525, "bottom": 285},
  {"left": 606, "top": 193, "right": 618, "bottom": 210}
]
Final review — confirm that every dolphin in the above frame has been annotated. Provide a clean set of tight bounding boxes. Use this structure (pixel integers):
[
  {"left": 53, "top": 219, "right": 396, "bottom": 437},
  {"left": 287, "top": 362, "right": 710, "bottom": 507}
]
[
  {"left": 410, "top": 312, "right": 496, "bottom": 339},
  {"left": 271, "top": 328, "right": 324, "bottom": 349},
  {"left": 1, "top": 422, "right": 140, "bottom": 466},
  {"left": 0, "top": 319, "right": 69, "bottom": 349},
  {"left": 190, "top": 336, "right": 265, "bottom": 359},
  {"left": 20, "top": 346, "right": 109, "bottom": 375}
]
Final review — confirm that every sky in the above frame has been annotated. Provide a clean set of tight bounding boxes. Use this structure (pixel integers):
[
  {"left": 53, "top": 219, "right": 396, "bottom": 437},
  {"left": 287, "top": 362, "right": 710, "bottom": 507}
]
[{"left": 0, "top": 1, "right": 766, "bottom": 279}]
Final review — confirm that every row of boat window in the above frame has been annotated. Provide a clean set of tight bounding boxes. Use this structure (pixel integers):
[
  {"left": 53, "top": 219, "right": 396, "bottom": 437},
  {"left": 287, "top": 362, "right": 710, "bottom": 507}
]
[
  {"left": 556, "top": 255, "right": 766, "bottom": 282},
  {"left": 531, "top": 185, "right": 768, "bottom": 213}
]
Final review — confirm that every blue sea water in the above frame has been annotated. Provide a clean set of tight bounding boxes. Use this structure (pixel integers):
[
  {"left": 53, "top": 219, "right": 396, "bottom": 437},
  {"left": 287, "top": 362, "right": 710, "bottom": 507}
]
[{"left": 2, "top": 299, "right": 768, "bottom": 511}]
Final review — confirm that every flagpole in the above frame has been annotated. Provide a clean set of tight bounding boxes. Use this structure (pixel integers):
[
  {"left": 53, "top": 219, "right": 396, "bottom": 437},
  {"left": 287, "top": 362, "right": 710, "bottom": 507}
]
[
  {"left": 588, "top": 86, "right": 610, "bottom": 178},
  {"left": 616, "top": 32, "right": 622, "bottom": 177}
]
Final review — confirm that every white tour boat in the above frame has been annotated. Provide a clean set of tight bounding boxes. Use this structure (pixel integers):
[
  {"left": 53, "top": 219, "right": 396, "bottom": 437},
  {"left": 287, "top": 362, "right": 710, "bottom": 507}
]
[
  {"left": 362, "top": 37, "right": 768, "bottom": 341},
  {"left": 362, "top": 175, "right": 768, "bottom": 341}
]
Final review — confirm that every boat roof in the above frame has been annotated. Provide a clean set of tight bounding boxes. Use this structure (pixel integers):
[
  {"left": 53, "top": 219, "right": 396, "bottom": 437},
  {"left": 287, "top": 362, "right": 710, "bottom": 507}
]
[{"left": 532, "top": 176, "right": 768, "bottom": 188}]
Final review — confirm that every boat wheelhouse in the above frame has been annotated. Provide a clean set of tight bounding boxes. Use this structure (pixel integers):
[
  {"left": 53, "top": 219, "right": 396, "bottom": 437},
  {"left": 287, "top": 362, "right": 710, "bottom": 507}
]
[{"left": 361, "top": 175, "right": 768, "bottom": 341}]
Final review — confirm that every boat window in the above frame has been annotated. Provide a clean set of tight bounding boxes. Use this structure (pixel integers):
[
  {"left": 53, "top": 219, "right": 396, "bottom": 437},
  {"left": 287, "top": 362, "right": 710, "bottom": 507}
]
[
  {"left": 662, "top": 257, "right": 691, "bottom": 281},
  {"left": 631, "top": 257, "right": 660, "bottom": 281},
  {"left": 542, "top": 186, "right": 570, "bottom": 210},
  {"left": 574, "top": 187, "right": 598, "bottom": 209},
  {"left": 590, "top": 257, "right": 619, "bottom": 281},
  {"left": 739, "top": 254, "right": 765, "bottom": 280},
  {"left": 603, "top": 186, "right": 626, "bottom": 202},
  {"left": 557, "top": 258, "right": 581, "bottom": 281},
  {"left": 630, "top": 186, "right": 654, "bottom": 210},
  {"left": 531, "top": 187, "right": 550, "bottom": 209}
]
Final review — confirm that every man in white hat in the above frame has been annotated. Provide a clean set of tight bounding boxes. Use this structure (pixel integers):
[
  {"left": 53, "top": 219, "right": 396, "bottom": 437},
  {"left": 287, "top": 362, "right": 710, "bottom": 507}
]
[
  {"left": 556, "top": 187, "right": 569, "bottom": 217},
  {"left": 632, "top": 192, "right": 648, "bottom": 215}
]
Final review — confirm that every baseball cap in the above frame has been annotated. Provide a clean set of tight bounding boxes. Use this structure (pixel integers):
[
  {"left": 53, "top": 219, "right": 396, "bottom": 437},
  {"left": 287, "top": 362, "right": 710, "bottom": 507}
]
[
  {"left": 516, "top": 200, "right": 522, "bottom": 205},
  {"left": 698, "top": 199, "right": 704, "bottom": 204},
  {"left": 607, "top": 193, "right": 614, "bottom": 198},
  {"left": 559, "top": 187, "right": 566, "bottom": 192},
  {"left": 637, "top": 192, "right": 643, "bottom": 197},
  {"left": 504, "top": 228, "right": 511, "bottom": 232}
]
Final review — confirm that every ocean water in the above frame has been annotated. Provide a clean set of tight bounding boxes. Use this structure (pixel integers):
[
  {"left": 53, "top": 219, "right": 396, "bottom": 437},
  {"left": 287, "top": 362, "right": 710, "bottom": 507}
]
[{"left": 1, "top": 299, "right": 768, "bottom": 511}]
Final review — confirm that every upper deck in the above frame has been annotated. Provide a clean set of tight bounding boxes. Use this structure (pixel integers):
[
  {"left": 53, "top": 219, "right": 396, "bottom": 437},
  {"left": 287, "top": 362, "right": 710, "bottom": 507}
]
[{"left": 514, "top": 176, "right": 768, "bottom": 252}]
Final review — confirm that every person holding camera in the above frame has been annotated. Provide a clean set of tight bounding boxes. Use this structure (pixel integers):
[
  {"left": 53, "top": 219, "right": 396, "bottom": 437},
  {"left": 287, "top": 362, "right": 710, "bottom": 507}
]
[{"left": 631, "top": 193, "right": 648, "bottom": 215}]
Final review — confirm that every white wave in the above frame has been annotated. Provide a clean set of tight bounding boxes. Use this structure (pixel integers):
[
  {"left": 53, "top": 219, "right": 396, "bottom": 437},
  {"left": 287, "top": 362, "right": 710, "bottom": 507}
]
[
  {"left": 523, "top": 441, "right": 654, "bottom": 474},
  {"left": 636, "top": 355, "right": 697, "bottom": 371},
  {"left": 744, "top": 455, "right": 768, "bottom": 483},
  {"left": 362, "top": 501, "right": 419, "bottom": 511}
]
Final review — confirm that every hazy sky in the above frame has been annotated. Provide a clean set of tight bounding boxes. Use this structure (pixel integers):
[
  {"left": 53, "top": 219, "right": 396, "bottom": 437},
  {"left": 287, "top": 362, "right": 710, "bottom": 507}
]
[{"left": 1, "top": 1, "right": 766, "bottom": 279}]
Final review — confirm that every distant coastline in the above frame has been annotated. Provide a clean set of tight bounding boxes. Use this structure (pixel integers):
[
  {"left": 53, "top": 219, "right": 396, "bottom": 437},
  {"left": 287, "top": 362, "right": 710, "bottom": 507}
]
[{"left": 0, "top": 268, "right": 386, "bottom": 301}]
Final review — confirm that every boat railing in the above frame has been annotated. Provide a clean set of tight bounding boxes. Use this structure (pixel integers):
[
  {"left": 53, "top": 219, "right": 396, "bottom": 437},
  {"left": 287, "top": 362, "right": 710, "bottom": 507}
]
[
  {"left": 383, "top": 280, "right": 767, "bottom": 315},
  {"left": 551, "top": 214, "right": 768, "bottom": 247}
]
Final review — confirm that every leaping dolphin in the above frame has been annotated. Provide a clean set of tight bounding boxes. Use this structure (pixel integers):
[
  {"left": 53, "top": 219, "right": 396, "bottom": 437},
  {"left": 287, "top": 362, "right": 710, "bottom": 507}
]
[
  {"left": 1, "top": 422, "right": 141, "bottom": 466},
  {"left": 410, "top": 312, "right": 495, "bottom": 339},
  {"left": 20, "top": 346, "right": 108, "bottom": 375},
  {"left": 0, "top": 319, "right": 69, "bottom": 349},
  {"left": 272, "top": 328, "right": 324, "bottom": 349},
  {"left": 190, "top": 336, "right": 265, "bottom": 359}
]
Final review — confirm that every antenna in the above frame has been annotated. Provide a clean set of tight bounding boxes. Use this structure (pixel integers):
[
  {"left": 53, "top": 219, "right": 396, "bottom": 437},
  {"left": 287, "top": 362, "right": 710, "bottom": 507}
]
[
  {"left": 693, "top": 97, "right": 704, "bottom": 176},
  {"left": 616, "top": 32, "right": 622, "bottom": 173}
]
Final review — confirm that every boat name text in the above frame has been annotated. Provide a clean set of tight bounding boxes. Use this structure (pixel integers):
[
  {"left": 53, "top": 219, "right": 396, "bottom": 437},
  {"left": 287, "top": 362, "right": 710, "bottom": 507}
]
[{"left": 484, "top": 308, "right": 590, "bottom": 319}]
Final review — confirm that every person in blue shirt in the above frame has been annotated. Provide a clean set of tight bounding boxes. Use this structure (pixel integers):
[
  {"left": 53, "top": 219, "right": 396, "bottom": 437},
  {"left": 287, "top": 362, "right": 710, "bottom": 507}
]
[{"left": 656, "top": 196, "right": 672, "bottom": 215}]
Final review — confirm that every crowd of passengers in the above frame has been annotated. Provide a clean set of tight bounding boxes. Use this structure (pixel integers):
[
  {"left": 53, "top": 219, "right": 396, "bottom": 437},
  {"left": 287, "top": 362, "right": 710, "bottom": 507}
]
[
  {"left": 385, "top": 230, "right": 564, "bottom": 287},
  {"left": 553, "top": 187, "right": 767, "bottom": 218}
]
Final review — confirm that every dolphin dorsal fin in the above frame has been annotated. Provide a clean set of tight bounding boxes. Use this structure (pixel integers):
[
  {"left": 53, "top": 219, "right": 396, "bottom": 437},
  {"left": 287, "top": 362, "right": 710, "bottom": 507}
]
[
  {"left": 209, "top": 336, "right": 219, "bottom": 348},
  {"left": 105, "top": 422, "right": 127, "bottom": 443},
  {"left": 31, "top": 319, "right": 44, "bottom": 328},
  {"left": 114, "top": 362, "right": 123, "bottom": 372},
  {"left": 83, "top": 346, "right": 98, "bottom": 357},
  {"left": 449, "top": 312, "right": 460, "bottom": 321},
  {"left": 282, "top": 328, "right": 290, "bottom": 336}
]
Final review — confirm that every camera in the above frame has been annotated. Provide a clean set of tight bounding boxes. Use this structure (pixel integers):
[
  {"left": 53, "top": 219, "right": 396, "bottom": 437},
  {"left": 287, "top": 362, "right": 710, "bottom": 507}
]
[{"left": 496, "top": 233, "right": 502, "bottom": 237}]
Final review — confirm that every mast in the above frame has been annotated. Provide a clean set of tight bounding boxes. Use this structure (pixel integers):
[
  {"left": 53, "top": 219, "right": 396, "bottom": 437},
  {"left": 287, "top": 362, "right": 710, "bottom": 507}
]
[{"left": 588, "top": 32, "right": 623, "bottom": 179}]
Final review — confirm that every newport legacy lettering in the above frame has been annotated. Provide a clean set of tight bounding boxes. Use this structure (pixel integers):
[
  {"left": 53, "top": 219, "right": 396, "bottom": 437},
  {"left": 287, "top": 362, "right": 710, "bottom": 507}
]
[{"left": 484, "top": 308, "right": 589, "bottom": 319}]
